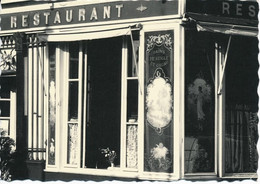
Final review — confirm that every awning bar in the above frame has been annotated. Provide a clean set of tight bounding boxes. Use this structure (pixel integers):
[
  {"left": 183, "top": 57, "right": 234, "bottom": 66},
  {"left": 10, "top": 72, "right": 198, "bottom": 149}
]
[{"left": 217, "top": 35, "right": 232, "bottom": 95}]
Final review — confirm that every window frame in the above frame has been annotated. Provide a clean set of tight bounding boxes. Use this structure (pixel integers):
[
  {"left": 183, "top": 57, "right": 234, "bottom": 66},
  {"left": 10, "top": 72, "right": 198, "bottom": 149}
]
[{"left": 217, "top": 38, "right": 258, "bottom": 179}]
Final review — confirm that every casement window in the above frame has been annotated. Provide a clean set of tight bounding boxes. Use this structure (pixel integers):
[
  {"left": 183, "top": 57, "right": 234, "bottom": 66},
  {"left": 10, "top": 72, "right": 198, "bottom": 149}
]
[
  {"left": 219, "top": 36, "right": 258, "bottom": 178},
  {"left": 184, "top": 31, "right": 258, "bottom": 179},
  {"left": 44, "top": 24, "right": 183, "bottom": 180},
  {"left": 0, "top": 45, "right": 17, "bottom": 141}
]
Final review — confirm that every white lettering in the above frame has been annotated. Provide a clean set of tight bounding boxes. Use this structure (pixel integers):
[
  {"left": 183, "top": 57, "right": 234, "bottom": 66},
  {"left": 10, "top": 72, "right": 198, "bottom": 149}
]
[
  {"left": 116, "top": 4, "right": 123, "bottom": 17},
  {"left": 33, "top": 13, "right": 40, "bottom": 26},
  {"left": 249, "top": 5, "right": 256, "bottom": 17},
  {"left": 103, "top": 6, "right": 111, "bottom": 19},
  {"left": 43, "top": 12, "right": 50, "bottom": 25},
  {"left": 236, "top": 4, "right": 242, "bottom": 16},
  {"left": 66, "top": 9, "right": 73, "bottom": 22},
  {"left": 11, "top": 16, "right": 17, "bottom": 28},
  {"left": 54, "top": 11, "right": 61, "bottom": 24},
  {"left": 222, "top": 2, "right": 230, "bottom": 15},
  {"left": 79, "top": 8, "right": 86, "bottom": 21},
  {"left": 90, "top": 7, "right": 98, "bottom": 20},
  {"left": 22, "top": 15, "right": 28, "bottom": 27}
]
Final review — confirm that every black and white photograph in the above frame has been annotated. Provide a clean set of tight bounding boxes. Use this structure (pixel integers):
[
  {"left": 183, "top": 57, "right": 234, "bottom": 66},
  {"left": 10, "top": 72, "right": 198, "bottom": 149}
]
[{"left": 0, "top": 0, "right": 258, "bottom": 183}]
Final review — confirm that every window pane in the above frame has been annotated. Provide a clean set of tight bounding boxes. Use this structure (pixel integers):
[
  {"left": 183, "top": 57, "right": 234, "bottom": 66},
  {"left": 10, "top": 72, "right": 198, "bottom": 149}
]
[
  {"left": 144, "top": 31, "right": 174, "bottom": 173},
  {"left": 0, "top": 119, "right": 10, "bottom": 136},
  {"left": 127, "top": 33, "right": 139, "bottom": 77},
  {"left": 127, "top": 80, "right": 138, "bottom": 122},
  {"left": 69, "top": 43, "right": 79, "bottom": 79},
  {"left": 68, "top": 82, "right": 78, "bottom": 121},
  {"left": 0, "top": 77, "right": 15, "bottom": 98},
  {"left": 0, "top": 101, "right": 10, "bottom": 117},
  {"left": 67, "top": 123, "right": 78, "bottom": 165},
  {"left": 48, "top": 43, "right": 56, "bottom": 165},
  {"left": 126, "top": 125, "right": 138, "bottom": 168},
  {"left": 225, "top": 37, "right": 258, "bottom": 173},
  {"left": 184, "top": 32, "right": 215, "bottom": 173}
]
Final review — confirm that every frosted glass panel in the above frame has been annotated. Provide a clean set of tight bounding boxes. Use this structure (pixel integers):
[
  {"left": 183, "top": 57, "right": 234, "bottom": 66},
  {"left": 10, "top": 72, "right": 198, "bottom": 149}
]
[
  {"left": 126, "top": 125, "right": 138, "bottom": 168},
  {"left": 67, "top": 123, "right": 78, "bottom": 165}
]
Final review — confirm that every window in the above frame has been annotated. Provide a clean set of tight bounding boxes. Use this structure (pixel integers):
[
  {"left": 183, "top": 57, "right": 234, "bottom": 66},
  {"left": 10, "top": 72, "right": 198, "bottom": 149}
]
[
  {"left": 184, "top": 31, "right": 258, "bottom": 179},
  {"left": 0, "top": 48, "right": 16, "bottom": 140},
  {"left": 224, "top": 36, "right": 258, "bottom": 175},
  {"left": 185, "top": 31, "right": 215, "bottom": 174}
]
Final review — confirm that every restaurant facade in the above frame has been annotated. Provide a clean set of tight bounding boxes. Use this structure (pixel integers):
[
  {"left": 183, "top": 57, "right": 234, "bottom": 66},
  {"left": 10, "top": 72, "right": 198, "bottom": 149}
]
[{"left": 0, "top": 0, "right": 258, "bottom": 181}]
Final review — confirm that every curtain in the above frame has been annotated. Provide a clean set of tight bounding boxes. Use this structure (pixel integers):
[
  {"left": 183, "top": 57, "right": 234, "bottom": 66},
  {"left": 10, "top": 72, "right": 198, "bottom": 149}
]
[{"left": 225, "top": 104, "right": 258, "bottom": 173}]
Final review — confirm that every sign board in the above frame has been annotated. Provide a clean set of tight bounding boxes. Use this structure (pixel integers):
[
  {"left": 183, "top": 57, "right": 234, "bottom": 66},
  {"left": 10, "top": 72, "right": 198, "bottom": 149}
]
[
  {"left": 0, "top": 1, "right": 179, "bottom": 31},
  {"left": 186, "top": 0, "right": 258, "bottom": 20}
]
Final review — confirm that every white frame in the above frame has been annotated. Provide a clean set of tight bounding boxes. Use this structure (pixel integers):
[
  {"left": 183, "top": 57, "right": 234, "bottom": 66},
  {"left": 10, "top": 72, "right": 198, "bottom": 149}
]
[
  {"left": 138, "top": 23, "right": 183, "bottom": 181},
  {"left": 62, "top": 42, "right": 83, "bottom": 168}
]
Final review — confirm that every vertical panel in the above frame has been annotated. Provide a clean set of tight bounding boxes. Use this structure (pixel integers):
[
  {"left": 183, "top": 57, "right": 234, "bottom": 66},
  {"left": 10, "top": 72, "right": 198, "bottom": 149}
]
[
  {"left": 28, "top": 39, "right": 33, "bottom": 159},
  {"left": 48, "top": 44, "right": 56, "bottom": 165},
  {"left": 144, "top": 30, "right": 174, "bottom": 173}
]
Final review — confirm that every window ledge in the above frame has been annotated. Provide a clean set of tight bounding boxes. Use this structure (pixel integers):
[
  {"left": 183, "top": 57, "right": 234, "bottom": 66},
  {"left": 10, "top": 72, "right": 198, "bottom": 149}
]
[{"left": 44, "top": 168, "right": 180, "bottom": 181}]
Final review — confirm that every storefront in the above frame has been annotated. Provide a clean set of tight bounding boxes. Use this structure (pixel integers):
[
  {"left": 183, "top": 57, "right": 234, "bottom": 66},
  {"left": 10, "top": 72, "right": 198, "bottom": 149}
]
[{"left": 0, "top": 0, "right": 258, "bottom": 181}]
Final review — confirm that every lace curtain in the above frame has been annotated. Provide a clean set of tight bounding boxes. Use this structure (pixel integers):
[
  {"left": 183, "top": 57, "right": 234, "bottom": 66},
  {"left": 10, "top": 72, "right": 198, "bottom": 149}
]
[{"left": 225, "top": 104, "right": 258, "bottom": 173}]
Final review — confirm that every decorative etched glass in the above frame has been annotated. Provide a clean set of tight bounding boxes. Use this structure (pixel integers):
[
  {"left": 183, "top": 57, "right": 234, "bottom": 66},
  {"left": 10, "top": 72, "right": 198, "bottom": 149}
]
[
  {"left": 67, "top": 123, "right": 78, "bottom": 165},
  {"left": 48, "top": 44, "right": 56, "bottom": 165},
  {"left": 126, "top": 125, "right": 138, "bottom": 168},
  {"left": 144, "top": 31, "right": 174, "bottom": 173}
]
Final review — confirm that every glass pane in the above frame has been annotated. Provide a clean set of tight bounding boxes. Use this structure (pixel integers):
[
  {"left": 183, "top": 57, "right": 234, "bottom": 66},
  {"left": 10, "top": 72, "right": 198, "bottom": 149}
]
[
  {"left": 67, "top": 123, "right": 78, "bottom": 165},
  {"left": 0, "top": 119, "right": 10, "bottom": 136},
  {"left": 126, "top": 125, "right": 138, "bottom": 168},
  {"left": 127, "top": 33, "right": 139, "bottom": 77},
  {"left": 225, "top": 37, "right": 258, "bottom": 173},
  {"left": 0, "top": 101, "right": 10, "bottom": 117},
  {"left": 144, "top": 31, "right": 174, "bottom": 173},
  {"left": 0, "top": 77, "right": 15, "bottom": 98},
  {"left": 68, "top": 82, "right": 78, "bottom": 121},
  {"left": 127, "top": 80, "right": 138, "bottom": 122},
  {"left": 48, "top": 43, "right": 56, "bottom": 165},
  {"left": 184, "top": 32, "right": 215, "bottom": 173},
  {"left": 69, "top": 42, "right": 79, "bottom": 79}
]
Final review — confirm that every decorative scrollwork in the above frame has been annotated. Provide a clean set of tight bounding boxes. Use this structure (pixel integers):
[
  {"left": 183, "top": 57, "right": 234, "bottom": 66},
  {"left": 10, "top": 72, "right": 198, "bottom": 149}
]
[
  {"left": 0, "top": 49, "right": 16, "bottom": 72},
  {"left": 146, "top": 34, "right": 173, "bottom": 52}
]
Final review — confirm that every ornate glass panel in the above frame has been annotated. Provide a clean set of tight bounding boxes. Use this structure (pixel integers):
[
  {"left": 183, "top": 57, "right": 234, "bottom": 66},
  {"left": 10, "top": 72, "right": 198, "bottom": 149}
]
[
  {"left": 48, "top": 44, "right": 56, "bottom": 165},
  {"left": 126, "top": 125, "right": 138, "bottom": 168},
  {"left": 144, "top": 31, "right": 174, "bottom": 173},
  {"left": 67, "top": 123, "right": 78, "bottom": 165}
]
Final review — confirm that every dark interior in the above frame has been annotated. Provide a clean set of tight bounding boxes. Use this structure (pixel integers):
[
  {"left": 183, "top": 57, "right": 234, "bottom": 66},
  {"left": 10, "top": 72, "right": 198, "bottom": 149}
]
[{"left": 85, "top": 37, "right": 122, "bottom": 168}]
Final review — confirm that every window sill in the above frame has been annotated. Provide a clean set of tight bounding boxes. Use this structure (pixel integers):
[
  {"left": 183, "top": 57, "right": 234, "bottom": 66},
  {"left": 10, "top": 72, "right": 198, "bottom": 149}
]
[{"left": 44, "top": 168, "right": 180, "bottom": 181}]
